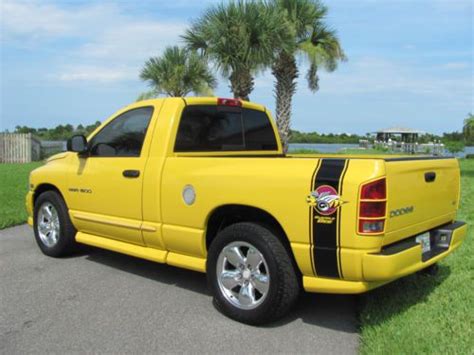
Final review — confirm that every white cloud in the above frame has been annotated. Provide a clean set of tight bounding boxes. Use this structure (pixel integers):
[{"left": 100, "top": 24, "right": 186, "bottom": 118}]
[
  {"left": 1, "top": 0, "right": 185, "bottom": 84},
  {"left": 0, "top": 0, "right": 121, "bottom": 41},
  {"left": 243, "top": 56, "right": 472, "bottom": 113},
  {"left": 1, "top": 0, "right": 68, "bottom": 39},
  {"left": 309, "top": 57, "right": 473, "bottom": 104},
  {"left": 441, "top": 62, "right": 470, "bottom": 70},
  {"left": 59, "top": 21, "right": 185, "bottom": 83},
  {"left": 77, "top": 22, "right": 185, "bottom": 62},
  {"left": 55, "top": 66, "right": 136, "bottom": 83}
]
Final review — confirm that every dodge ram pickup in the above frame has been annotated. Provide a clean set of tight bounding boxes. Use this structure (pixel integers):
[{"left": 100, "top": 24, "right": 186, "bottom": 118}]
[{"left": 26, "top": 97, "right": 467, "bottom": 324}]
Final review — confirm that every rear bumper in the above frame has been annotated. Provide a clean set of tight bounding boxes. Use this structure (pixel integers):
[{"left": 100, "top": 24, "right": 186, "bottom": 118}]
[
  {"left": 362, "top": 221, "right": 467, "bottom": 281},
  {"left": 303, "top": 221, "right": 467, "bottom": 294}
]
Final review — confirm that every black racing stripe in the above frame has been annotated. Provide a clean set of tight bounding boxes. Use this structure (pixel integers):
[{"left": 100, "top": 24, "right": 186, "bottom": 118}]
[
  {"left": 337, "top": 160, "right": 349, "bottom": 278},
  {"left": 309, "top": 160, "right": 321, "bottom": 276},
  {"left": 312, "top": 159, "right": 346, "bottom": 278}
]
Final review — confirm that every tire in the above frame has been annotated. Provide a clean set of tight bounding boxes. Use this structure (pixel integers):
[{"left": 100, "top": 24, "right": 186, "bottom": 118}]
[
  {"left": 207, "top": 222, "right": 300, "bottom": 325},
  {"left": 33, "top": 190, "right": 78, "bottom": 257}
]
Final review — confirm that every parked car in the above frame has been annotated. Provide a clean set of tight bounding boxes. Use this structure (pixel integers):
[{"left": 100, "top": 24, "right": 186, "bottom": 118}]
[{"left": 26, "top": 97, "right": 467, "bottom": 324}]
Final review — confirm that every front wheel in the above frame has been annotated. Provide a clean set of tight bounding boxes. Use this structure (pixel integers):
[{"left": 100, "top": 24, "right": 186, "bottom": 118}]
[
  {"left": 33, "top": 191, "right": 78, "bottom": 257},
  {"left": 207, "top": 222, "right": 300, "bottom": 325}
]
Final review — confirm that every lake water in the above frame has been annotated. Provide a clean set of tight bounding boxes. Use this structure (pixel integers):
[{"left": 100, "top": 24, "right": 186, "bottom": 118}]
[
  {"left": 288, "top": 143, "right": 358, "bottom": 153},
  {"left": 288, "top": 143, "right": 474, "bottom": 158}
]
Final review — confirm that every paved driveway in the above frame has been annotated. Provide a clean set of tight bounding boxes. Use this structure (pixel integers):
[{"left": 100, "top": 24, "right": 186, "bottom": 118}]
[{"left": 0, "top": 224, "right": 358, "bottom": 353}]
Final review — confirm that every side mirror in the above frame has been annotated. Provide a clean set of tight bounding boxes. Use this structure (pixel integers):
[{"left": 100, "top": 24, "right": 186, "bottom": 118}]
[{"left": 67, "top": 135, "right": 88, "bottom": 154}]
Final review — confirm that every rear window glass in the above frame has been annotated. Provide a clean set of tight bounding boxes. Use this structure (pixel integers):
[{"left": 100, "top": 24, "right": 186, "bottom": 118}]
[{"left": 174, "top": 105, "right": 278, "bottom": 152}]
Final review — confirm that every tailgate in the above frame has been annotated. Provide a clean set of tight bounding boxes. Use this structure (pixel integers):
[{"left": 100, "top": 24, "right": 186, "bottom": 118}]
[{"left": 383, "top": 157, "right": 460, "bottom": 245}]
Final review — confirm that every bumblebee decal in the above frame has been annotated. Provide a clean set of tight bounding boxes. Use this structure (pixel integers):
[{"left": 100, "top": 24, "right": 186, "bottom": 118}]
[{"left": 306, "top": 185, "right": 346, "bottom": 216}]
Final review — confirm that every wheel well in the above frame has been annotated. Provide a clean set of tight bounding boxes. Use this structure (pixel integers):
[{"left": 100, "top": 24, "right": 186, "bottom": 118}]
[
  {"left": 33, "top": 184, "right": 62, "bottom": 206},
  {"left": 205, "top": 204, "right": 300, "bottom": 275}
]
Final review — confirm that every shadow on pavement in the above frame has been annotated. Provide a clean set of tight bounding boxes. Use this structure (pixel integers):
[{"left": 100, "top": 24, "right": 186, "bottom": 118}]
[
  {"left": 269, "top": 292, "right": 357, "bottom": 332},
  {"left": 85, "top": 247, "right": 357, "bottom": 332},
  {"left": 85, "top": 248, "right": 209, "bottom": 295}
]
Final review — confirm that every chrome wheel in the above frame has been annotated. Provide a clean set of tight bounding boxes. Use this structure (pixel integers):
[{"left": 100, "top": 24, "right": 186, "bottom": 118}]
[
  {"left": 216, "top": 241, "right": 270, "bottom": 310},
  {"left": 37, "top": 202, "right": 60, "bottom": 248}
]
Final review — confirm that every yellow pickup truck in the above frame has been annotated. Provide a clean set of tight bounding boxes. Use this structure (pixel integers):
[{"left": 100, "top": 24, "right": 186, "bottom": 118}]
[{"left": 26, "top": 97, "right": 467, "bottom": 324}]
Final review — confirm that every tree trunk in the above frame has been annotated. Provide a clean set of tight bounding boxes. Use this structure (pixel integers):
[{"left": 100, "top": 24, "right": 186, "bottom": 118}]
[
  {"left": 272, "top": 52, "right": 298, "bottom": 152},
  {"left": 229, "top": 69, "right": 254, "bottom": 101}
]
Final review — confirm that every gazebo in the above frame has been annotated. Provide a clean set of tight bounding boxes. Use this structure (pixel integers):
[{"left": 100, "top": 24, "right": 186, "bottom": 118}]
[
  {"left": 374, "top": 127, "right": 424, "bottom": 144},
  {"left": 367, "top": 127, "right": 443, "bottom": 155}
]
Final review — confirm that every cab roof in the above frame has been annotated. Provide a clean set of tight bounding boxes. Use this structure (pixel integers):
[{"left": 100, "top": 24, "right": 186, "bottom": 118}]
[{"left": 133, "top": 97, "right": 266, "bottom": 112}]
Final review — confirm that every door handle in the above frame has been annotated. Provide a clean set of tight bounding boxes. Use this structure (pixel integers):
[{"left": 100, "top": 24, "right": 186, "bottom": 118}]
[
  {"left": 123, "top": 170, "right": 140, "bottom": 178},
  {"left": 425, "top": 172, "right": 436, "bottom": 183}
]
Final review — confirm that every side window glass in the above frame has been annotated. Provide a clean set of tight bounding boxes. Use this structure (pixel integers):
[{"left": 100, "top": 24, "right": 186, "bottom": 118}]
[
  {"left": 89, "top": 107, "right": 153, "bottom": 157},
  {"left": 174, "top": 106, "right": 244, "bottom": 151}
]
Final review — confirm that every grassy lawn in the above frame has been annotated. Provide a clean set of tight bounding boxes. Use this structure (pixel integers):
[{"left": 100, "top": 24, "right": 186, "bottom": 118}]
[
  {"left": 291, "top": 148, "right": 400, "bottom": 155},
  {"left": 359, "top": 159, "right": 474, "bottom": 354},
  {"left": 0, "top": 162, "right": 42, "bottom": 229}
]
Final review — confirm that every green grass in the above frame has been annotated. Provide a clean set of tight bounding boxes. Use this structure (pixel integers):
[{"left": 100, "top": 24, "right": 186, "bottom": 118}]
[
  {"left": 290, "top": 148, "right": 397, "bottom": 155},
  {"left": 339, "top": 148, "right": 395, "bottom": 155},
  {"left": 0, "top": 162, "right": 42, "bottom": 229},
  {"left": 359, "top": 159, "right": 474, "bottom": 354}
]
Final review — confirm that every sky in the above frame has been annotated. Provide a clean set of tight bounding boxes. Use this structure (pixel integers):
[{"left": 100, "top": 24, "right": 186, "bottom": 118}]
[{"left": 0, "top": 0, "right": 473, "bottom": 135}]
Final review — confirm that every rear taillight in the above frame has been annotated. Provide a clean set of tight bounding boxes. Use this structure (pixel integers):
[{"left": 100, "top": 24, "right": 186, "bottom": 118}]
[
  {"left": 361, "top": 178, "right": 386, "bottom": 199},
  {"left": 360, "top": 201, "right": 386, "bottom": 217},
  {"left": 358, "top": 178, "right": 387, "bottom": 235},
  {"left": 217, "top": 97, "right": 242, "bottom": 107}
]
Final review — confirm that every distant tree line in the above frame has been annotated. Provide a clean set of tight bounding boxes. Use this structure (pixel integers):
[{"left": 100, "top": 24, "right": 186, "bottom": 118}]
[
  {"left": 440, "top": 113, "right": 474, "bottom": 153},
  {"left": 6, "top": 114, "right": 472, "bottom": 147},
  {"left": 289, "top": 130, "right": 363, "bottom": 144},
  {"left": 12, "top": 122, "right": 101, "bottom": 141},
  {"left": 288, "top": 130, "right": 472, "bottom": 145},
  {"left": 288, "top": 113, "right": 474, "bottom": 146}
]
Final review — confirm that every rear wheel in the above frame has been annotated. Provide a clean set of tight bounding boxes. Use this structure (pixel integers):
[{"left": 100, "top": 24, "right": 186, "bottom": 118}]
[
  {"left": 207, "top": 222, "right": 300, "bottom": 325},
  {"left": 216, "top": 240, "right": 270, "bottom": 310},
  {"left": 33, "top": 191, "right": 78, "bottom": 257}
]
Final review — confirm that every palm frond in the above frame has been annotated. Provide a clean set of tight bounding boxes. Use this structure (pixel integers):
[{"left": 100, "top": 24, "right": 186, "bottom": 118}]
[
  {"left": 140, "top": 46, "right": 216, "bottom": 97},
  {"left": 182, "top": 0, "right": 294, "bottom": 98},
  {"left": 306, "top": 63, "right": 319, "bottom": 92}
]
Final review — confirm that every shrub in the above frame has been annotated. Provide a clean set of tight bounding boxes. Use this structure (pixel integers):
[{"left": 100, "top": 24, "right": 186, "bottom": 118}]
[{"left": 444, "top": 141, "right": 465, "bottom": 154}]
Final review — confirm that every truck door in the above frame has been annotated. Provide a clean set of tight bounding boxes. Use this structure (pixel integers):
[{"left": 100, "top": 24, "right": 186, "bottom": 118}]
[{"left": 67, "top": 105, "right": 158, "bottom": 245}]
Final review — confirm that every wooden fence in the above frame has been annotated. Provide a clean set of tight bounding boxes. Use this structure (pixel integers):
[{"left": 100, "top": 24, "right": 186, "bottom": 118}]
[{"left": 0, "top": 133, "right": 41, "bottom": 163}]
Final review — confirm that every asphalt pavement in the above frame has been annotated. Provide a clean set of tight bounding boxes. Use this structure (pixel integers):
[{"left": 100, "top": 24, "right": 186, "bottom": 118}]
[{"left": 0, "top": 224, "right": 358, "bottom": 354}]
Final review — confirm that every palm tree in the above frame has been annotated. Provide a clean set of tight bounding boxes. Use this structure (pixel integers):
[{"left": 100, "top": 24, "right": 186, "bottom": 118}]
[
  {"left": 463, "top": 113, "right": 474, "bottom": 144},
  {"left": 182, "top": 1, "right": 293, "bottom": 100},
  {"left": 271, "top": 0, "right": 346, "bottom": 149},
  {"left": 140, "top": 46, "right": 216, "bottom": 97}
]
